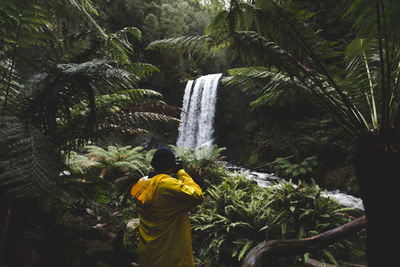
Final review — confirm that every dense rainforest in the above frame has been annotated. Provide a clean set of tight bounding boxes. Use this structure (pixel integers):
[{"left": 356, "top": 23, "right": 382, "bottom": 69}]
[{"left": 1, "top": 0, "right": 399, "bottom": 266}]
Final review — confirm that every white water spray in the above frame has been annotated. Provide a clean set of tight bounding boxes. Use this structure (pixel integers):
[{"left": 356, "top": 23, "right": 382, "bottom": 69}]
[
  {"left": 176, "top": 74, "right": 363, "bottom": 211},
  {"left": 177, "top": 73, "right": 222, "bottom": 148}
]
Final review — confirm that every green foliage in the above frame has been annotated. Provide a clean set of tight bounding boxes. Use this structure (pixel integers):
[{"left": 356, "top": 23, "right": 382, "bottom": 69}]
[
  {"left": 223, "top": 66, "right": 309, "bottom": 108},
  {"left": 192, "top": 173, "right": 359, "bottom": 266},
  {"left": 0, "top": 116, "right": 61, "bottom": 200},
  {"left": 15, "top": 60, "right": 177, "bottom": 151},
  {"left": 191, "top": 173, "right": 263, "bottom": 264},
  {"left": 143, "top": 13, "right": 162, "bottom": 42},
  {"left": 150, "top": 0, "right": 400, "bottom": 139},
  {"left": 0, "top": 0, "right": 178, "bottom": 221},
  {"left": 274, "top": 156, "right": 317, "bottom": 179},
  {"left": 99, "top": 0, "right": 214, "bottom": 44},
  {"left": 344, "top": 38, "right": 380, "bottom": 128},
  {"left": 0, "top": 0, "right": 52, "bottom": 54},
  {"left": 84, "top": 145, "right": 153, "bottom": 180},
  {"left": 171, "top": 145, "right": 227, "bottom": 187},
  {"left": 65, "top": 151, "right": 101, "bottom": 174},
  {"left": 147, "top": 35, "right": 218, "bottom": 60},
  {"left": 61, "top": 144, "right": 155, "bottom": 217},
  {"left": 0, "top": 0, "right": 178, "bottom": 151}
]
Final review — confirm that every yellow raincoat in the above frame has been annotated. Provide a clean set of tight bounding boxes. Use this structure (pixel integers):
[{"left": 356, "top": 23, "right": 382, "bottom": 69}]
[{"left": 130, "top": 169, "right": 204, "bottom": 267}]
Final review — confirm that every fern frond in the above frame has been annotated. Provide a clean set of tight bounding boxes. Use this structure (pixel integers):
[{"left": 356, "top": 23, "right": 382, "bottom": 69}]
[
  {"left": 66, "top": 151, "right": 100, "bottom": 173},
  {"left": 0, "top": 0, "right": 52, "bottom": 52},
  {"left": 344, "top": 38, "right": 380, "bottom": 127},
  {"left": 112, "top": 111, "right": 180, "bottom": 125},
  {"left": 113, "top": 161, "right": 146, "bottom": 175},
  {"left": 79, "top": 144, "right": 152, "bottom": 179},
  {"left": 0, "top": 116, "right": 61, "bottom": 199},
  {"left": 20, "top": 60, "right": 137, "bottom": 101},
  {"left": 67, "top": 0, "right": 105, "bottom": 36},
  {"left": 16, "top": 61, "right": 174, "bottom": 149},
  {"left": 129, "top": 63, "right": 160, "bottom": 78},
  {"left": 103, "top": 27, "right": 141, "bottom": 65},
  {"left": 147, "top": 35, "right": 220, "bottom": 59}
]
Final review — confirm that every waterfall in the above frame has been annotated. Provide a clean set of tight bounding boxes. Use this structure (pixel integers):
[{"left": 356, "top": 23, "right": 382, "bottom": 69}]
[
  {"left": 177, "top": 73, "right": 222, "bottom": 148},
  {"left": 176, "top": 73, "right": 363, "bottom": 211}
]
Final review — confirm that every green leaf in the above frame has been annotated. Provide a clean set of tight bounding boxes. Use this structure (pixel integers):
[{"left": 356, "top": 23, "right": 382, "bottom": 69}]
[
  {"left": 238, "top": 240, "right": 254, "bottom": 261},
  {"left": 0, "top": 116, "right": 61, "bottom": 199}
]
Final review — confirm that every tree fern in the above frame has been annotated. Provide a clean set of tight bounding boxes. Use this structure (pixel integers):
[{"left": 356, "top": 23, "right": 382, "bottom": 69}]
[
  {"left": 67, "top": 0, "right": 103, "bottom": 35},
  {"left": 67, "top": 0, "right": 146, "bottom": 68},
  {"left": 0, "top": 59, "right": 22, "bottom": 114},
  {"left": 0, "top": 0, "right": 125, "bottom": 99},
  {"left": 147, "top": 35, "right": 219, "bottom": 59},
  {"left": 15, "top": 60, "right": 176, "bottom": 149},
  {"left": 342, "top": 0, "right": 400, "bottom": 128},
  {"left": 83, "top": 145, "right": 151, "bottom": 179},
  {"left": 0, "top": 0, "right": 177, "bottom": 209},
  {"left": 102, "top": 26, "right": 143, "bottom": 67},
  {"left": 65, "top": 151, "right": 100, "bottom": 174},
  {"left": 147, "top": 0, "right": 374, "bottom": 135},
  {"left": 223, "top": 66, "right": 308, "bottom": 107},
  {"left": 0, "top": 116, "right": 61, "bottom": 200},
  {"left": 0, "top": 0, "right": 52, "bottom": 114},
  {"left": 344, "top": 38, "right": 380, "bottom": 128}
]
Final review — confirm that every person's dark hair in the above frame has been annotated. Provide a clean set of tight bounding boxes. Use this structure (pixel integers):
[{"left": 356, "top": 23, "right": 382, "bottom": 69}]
[{"left": 150, "top": 147, "right": 176, "bottom": 172}]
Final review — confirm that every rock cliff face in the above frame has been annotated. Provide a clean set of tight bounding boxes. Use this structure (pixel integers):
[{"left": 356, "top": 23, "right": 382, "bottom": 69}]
[
  {"left": 213, "top": 82, "right": 359, "bottom": 194},
  {"left": 214, "top": 82, "right": 311, "bottom": 169},
  {"left": 214, "top": 82, "right": 254, "bottom": 164}
]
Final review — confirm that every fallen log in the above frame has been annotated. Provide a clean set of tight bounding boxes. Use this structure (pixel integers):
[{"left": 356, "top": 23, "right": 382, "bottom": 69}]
[{"left": 242, "top": 215, "right": 367, "bottom": 267}]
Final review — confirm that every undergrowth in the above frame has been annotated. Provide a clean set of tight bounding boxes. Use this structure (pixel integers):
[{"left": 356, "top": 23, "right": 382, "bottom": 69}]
[{"left": 61, "top": 144, "right": 365, "bottom": 266}]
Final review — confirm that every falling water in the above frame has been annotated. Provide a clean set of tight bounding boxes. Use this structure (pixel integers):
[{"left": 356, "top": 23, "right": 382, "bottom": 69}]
[
  {"left": 177, "top": 73, "right": 222, "bottom": 148},
  {"left": 176, "top": 73, "right": 364, "bottom": 211}
]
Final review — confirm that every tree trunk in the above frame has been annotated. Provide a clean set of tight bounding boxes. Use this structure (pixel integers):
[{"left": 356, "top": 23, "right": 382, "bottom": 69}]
[
  {"left": 0, "top": 204, "right": 12, "bottom": 257},
  {"left": 242, "top": 216, "right": 366, "bottom": 267},
  {"left": 355, "top": 132, "right": 400, "bottom": 266}
]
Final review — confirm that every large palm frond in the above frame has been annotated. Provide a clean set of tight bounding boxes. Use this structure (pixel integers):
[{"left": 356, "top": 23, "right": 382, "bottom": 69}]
[{"left": 147, "top": 35, "right": 218, "bottom": 59}]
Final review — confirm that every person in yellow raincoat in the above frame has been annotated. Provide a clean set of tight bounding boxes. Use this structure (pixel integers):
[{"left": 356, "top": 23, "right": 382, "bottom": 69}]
[{"left": 130, "top": 147, "right": 204, "bottom": 267}]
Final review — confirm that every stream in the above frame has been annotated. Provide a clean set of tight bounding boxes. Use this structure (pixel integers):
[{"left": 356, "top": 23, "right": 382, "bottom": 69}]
[
  {"left": 226, "top": 164, "right": 364, "bottom": 211},
  {"left": 177, "top": 73, "right": 364, "bottom": 212}
]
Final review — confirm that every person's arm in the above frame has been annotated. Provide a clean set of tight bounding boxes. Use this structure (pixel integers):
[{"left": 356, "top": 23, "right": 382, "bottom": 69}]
[
  {"left": 176, "top": 169, "right": 203, "bottom": 202},
  {"left": 161, "top": 169, "right": 204, "bottom": 209}
]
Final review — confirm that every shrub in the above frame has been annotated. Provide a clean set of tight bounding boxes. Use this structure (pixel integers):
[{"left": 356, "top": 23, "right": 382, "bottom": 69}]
[
  {"left": 274, "top": 156, "right": 317, "bottom": 181},
  {"left": 191, "top": 173, "right": 362, "bottom": 266},
  {"left": 171, "top": 145, "right": 228, "bottom": 188}
]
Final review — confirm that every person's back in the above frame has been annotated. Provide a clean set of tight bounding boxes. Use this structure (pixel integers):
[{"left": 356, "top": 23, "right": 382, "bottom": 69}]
[{"left": 130, "top": 148, "right": 204, "bottom": 267}]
